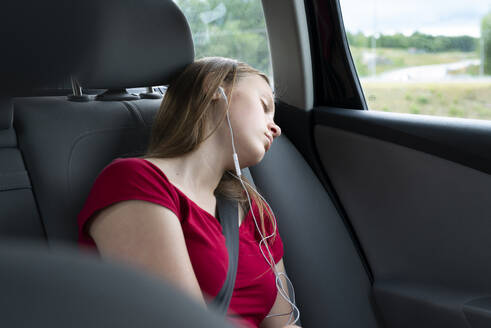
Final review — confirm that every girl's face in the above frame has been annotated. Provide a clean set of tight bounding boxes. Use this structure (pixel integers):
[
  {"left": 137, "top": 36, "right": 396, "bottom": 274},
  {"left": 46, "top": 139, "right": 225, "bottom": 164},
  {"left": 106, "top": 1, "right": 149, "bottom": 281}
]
[{"left": 221, "top": 73, "right": 281, "bottom": 167}]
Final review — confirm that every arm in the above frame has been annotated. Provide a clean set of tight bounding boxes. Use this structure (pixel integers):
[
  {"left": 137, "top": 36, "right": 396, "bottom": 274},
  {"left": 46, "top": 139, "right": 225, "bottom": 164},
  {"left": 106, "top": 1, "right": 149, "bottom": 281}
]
[
  {"left": 259, "top": 259, "right": 301, "bottom": 328},
  {"left": 88, "top": 199, "right": 206, "bottom": 307}
]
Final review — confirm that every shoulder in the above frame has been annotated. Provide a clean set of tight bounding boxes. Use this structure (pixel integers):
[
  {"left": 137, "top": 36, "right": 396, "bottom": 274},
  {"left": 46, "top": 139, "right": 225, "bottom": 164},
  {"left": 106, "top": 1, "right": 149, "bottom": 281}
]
[
  {"left": 95, "top": 157, "right": 167, "bottom": 188},
  {"left": 78, "top": 157, "right": 182, "bottom": 239},
  {"left": 100, "top": 157, "right": 151, "bottom": 177},
  {"left": 85, "top": 157, "right": 180, "bottom": 212}
]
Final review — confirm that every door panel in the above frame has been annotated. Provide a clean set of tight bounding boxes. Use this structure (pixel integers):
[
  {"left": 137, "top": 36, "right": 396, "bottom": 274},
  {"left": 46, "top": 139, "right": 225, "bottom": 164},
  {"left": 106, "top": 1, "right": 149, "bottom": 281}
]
[{"left": 313, "top": 106, "right": 491, "bottom": 328}]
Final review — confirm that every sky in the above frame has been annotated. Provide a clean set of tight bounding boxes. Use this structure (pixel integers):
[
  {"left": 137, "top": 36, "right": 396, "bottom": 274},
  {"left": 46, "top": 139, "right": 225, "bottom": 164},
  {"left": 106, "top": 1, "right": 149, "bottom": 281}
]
[{"left": 339, "top": 0, "right": 490, "bottom": 37}]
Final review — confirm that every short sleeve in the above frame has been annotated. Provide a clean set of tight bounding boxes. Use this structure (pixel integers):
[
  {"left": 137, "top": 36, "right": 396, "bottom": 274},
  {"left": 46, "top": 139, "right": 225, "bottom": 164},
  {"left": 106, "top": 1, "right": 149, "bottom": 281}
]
[{"left": 77, "top": 158, "right": 180, "bottom": 248}]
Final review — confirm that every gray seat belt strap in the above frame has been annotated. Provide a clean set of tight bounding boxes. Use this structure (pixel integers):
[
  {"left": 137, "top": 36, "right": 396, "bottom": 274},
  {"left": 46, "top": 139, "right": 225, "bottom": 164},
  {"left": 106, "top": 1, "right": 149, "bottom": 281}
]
[{"left": 210, "top": 194, "right": 239, "bottom": 315}]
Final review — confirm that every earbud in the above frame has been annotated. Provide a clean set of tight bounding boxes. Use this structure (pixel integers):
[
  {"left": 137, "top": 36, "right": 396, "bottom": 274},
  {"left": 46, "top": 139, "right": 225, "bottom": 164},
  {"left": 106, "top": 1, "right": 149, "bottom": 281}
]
[{"left": 218, "top": 86, "right": 228, "bottom": 105}]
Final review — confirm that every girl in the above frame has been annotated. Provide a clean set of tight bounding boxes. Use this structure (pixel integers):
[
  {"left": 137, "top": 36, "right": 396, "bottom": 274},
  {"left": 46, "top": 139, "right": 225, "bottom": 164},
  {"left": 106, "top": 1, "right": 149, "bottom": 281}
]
[{"left": 78, "top": 57, "right": 300, "bottom": 328}]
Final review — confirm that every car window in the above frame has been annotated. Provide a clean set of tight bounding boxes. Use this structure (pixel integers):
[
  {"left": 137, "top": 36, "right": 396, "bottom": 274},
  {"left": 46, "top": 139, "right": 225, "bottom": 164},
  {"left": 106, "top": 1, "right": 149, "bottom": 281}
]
[
  {"left": 339, "top": 0, "right": 491, "bottom": 121},
  {"left": 173, "top": 0, "right": 273, "bottom": 86}
]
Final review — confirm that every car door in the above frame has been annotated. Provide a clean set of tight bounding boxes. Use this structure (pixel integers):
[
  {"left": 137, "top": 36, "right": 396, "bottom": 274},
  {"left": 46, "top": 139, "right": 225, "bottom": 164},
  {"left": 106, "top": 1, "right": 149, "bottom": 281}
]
[{"left": 273, "top": 0, "right": 491, "bottom": 327}]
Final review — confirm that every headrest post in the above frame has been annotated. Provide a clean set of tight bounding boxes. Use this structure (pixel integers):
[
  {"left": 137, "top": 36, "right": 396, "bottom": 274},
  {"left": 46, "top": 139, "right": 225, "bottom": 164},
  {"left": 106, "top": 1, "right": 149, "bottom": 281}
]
[
  {"left": 139, "top": 86, "right": 162, "bottom": 99},
  {"left": 67, "top": 77, "right": 90, "bottom": 102},
  {"left": 95, "top": 89, "right": 140, "bottom": 101},
  {"left": 71, "top": 77, "right": 83, "bottom": 96}
]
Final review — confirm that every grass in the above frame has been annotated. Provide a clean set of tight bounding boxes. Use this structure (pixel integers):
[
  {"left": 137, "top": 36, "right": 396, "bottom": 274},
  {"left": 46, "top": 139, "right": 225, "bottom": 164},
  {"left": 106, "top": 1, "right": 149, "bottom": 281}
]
[
  {"left": 361, "top": 81, "right": 491, "bottom": 120},
  {"left": 348, "top": 47, "right": 490, "bottom": 120}
]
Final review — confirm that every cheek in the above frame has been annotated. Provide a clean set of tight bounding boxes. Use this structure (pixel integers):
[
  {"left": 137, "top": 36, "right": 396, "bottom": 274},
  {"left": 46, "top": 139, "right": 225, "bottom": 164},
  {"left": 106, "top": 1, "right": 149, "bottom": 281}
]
[
  {"left": 230, "top": 111, "right": 261, "bottom": 140},
  {"left": 232, "top": 119, "right": 264, "bottom": 156},
  {"left": 231, "top": 101, "right": 263, "bottom": 127},
  {"left": 228, "top": 119, "right": 265, "bottom": 165},
  {"left": 229, "top": 102, "right": 254, "bottom": 132},
  {"left": 228, "top": 97, "right": 263, "bottom": 145}
]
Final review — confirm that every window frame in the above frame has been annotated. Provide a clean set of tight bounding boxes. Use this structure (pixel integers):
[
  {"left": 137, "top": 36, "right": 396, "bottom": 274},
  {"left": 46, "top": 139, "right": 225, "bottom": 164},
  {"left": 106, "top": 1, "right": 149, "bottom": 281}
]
[{"left": 304, "top": 0, "right": 368, "bottom": 110}]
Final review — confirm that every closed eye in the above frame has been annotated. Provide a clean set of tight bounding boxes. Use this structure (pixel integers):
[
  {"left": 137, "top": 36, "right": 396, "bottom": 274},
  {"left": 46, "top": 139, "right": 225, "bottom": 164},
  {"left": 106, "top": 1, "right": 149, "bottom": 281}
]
[{"left": 261, "top": 100, "right": 268, "bottom": 112}]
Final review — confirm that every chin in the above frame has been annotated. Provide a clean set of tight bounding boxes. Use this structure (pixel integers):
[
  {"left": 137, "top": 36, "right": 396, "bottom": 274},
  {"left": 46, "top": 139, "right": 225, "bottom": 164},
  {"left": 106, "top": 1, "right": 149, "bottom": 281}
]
[
  {"left": 255, "top": 148, "right": 267, "bottom": 164},
  {"left": 239, "top": 152, "right": 262, "bottom": 168},
  {"left": 235, "top": 143, "right": 266, "bottom": 167}
]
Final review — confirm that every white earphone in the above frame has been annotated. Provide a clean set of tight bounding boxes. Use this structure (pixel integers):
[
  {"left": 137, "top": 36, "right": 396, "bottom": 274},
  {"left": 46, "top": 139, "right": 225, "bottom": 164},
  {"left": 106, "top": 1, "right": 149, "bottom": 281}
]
[{"left": 217, "top": 86, "right": 300, "bottom": 326}]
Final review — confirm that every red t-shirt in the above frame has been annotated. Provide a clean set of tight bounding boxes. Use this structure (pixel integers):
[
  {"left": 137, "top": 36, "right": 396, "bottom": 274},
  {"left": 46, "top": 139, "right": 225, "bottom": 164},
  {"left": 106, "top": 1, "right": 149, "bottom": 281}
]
[{"left": 77, "top": 158, "right": 284, "bottom": 328}]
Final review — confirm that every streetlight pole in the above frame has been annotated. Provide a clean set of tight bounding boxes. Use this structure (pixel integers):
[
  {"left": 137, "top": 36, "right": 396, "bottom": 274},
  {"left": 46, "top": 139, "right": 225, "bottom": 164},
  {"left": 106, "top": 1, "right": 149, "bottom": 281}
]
[
  {"left": 371, "top": 0, "right": 377, "bottom": 77},
  {"left": 481, "top": 26, "right": 485, "bottom": 76}
]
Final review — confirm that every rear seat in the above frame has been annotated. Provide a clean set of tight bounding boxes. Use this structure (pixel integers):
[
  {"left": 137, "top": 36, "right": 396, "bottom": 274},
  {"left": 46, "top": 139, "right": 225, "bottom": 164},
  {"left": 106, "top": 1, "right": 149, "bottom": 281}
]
[
  {"left": 11, "top": 94, "right": 258, "bottom": 245},
  {"left": 13, "top": 96, "right": 160, "bottom": 244},
  {"left": 4, "top": 0, "right": 194, "bottom": 246},
  {"left": 0, "top": 98, "right": 45, "bottom": 241}
]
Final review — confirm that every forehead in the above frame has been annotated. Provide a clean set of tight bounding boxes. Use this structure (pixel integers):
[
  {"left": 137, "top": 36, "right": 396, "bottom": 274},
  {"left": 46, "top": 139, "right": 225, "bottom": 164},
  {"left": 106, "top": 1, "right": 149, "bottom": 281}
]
[{"left": 239, "top": 74, "right": 273, "bottom": 97}]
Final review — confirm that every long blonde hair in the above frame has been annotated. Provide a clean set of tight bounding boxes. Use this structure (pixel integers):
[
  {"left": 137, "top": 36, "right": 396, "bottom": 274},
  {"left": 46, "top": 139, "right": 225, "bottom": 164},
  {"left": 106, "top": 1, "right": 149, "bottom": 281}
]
[{"left": 144, "top": 56, "right": 276, "bottom": 245}]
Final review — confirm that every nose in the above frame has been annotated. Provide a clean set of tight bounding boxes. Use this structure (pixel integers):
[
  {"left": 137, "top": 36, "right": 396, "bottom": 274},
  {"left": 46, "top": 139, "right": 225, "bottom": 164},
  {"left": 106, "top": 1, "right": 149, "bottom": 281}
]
[{"left": 268, "top": 121, "right": 281, "bottom": 139}]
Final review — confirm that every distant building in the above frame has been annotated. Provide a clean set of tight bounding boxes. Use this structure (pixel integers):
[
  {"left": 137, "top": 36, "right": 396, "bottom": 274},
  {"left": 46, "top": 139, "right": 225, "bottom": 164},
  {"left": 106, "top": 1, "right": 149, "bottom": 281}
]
[{"left": 407, "top": 47, "right": 426, "bottom": 54}]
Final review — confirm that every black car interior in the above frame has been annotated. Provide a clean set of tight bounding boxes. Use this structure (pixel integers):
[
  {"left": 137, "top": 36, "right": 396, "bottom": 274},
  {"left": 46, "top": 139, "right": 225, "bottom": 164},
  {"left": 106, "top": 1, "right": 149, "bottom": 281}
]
[
  {"left": 9, "top": 0, "right": 491, "bottom": 327},
  {"left": 0, "top": 0, "right": 385, "bottom": 326}
]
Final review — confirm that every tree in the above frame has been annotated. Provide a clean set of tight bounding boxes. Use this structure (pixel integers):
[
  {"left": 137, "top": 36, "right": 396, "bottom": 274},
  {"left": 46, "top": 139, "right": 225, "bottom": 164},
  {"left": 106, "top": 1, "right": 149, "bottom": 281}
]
[
  {"left": 346, "top": 31, "right": 369, "bottom": 47},
  {"left": 174, "top": 0, "right": 271, "bottom": 76},
  {"left": 482, "top": 12, "right": 491, "bottom": 75}
]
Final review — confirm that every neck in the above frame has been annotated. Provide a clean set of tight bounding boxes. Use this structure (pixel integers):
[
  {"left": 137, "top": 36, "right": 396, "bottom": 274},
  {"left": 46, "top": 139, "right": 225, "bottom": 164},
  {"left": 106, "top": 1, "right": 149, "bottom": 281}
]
[{"left": 149, "top": 140, "right": 231, "bottom": 197}]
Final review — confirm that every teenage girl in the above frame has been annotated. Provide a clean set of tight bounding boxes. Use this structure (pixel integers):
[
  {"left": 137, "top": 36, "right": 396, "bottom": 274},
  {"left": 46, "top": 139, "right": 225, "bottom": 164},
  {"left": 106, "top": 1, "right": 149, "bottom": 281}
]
[{"left": 78, "top": 57, "right": 301, "bottom": 328}]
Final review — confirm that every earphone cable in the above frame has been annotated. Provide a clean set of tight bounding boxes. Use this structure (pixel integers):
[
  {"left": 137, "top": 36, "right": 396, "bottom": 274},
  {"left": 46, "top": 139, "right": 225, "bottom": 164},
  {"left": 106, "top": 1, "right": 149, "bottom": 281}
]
[{"left": 220, "top": 86, "right": 300, "bottom": 325}]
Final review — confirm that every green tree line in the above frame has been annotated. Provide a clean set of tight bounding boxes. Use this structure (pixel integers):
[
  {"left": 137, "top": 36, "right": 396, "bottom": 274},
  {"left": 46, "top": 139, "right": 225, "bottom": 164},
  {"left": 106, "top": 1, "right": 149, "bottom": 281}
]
[
  {"left": 174, "top": 0, "right": 271, "bottom": 76},
  {"left": 174, "top": 1, "right": 491, "bottom": 75},
  {"left": 347, "top": 31, "right": 477, "bottom": 53}
]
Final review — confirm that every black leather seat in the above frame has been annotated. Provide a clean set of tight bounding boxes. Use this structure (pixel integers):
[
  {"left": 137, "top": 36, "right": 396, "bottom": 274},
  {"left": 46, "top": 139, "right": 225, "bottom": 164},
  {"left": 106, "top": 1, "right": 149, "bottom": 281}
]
[
  {"left": 13, "top": 96, "right": 160, "bottom": 244},
  {"left": 9, "top": 0, "right": 194, "bottom": 246}
]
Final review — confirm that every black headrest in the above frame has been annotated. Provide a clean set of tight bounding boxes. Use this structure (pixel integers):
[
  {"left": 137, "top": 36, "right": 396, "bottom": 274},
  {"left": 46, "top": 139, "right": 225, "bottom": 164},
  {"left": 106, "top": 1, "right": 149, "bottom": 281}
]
[
  {"left": 0, "top": 99, "right": 13, "bottom": 130},
  {"left": 73, "top": 0, "right": 194, "bottom": 89},
  {"left": 0, "top": 0, "right": 194, "bottom": 94}
]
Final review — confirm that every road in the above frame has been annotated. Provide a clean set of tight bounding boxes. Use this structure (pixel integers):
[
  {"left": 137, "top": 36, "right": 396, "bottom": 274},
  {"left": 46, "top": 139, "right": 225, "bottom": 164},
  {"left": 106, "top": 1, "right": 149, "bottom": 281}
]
[{"left": 365, "top": 59, "right": 484, "bottom": 82}]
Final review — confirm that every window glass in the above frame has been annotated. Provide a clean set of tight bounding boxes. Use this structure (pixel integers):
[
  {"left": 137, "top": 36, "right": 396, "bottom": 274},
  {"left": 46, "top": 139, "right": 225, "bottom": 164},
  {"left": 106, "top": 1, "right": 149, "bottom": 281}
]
[
  {"left": 173, "top": 0, "right": 273, "bottom": 85},
  {"left": 339, "top": 0, "right": 491, "bottom": 120}
]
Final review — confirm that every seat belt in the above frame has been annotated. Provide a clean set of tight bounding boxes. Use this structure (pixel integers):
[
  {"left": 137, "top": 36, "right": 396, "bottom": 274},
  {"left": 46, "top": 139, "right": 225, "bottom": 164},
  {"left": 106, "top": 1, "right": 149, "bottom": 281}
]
[
  {"left": 210, "top": 194, "right": 239, "bottom": 315},
  {"left": 209, "top": 172, "right": 301, "bottom": 324}
]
